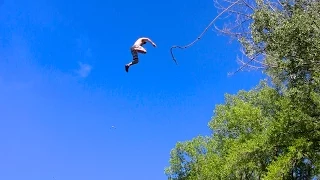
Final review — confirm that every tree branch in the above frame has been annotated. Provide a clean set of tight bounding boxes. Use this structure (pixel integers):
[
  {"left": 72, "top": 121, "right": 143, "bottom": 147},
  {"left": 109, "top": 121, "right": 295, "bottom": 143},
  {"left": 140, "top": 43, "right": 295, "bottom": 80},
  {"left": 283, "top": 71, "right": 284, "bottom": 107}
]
[{"left": 170, "top": 0, "right": 243, "bottom": 65}]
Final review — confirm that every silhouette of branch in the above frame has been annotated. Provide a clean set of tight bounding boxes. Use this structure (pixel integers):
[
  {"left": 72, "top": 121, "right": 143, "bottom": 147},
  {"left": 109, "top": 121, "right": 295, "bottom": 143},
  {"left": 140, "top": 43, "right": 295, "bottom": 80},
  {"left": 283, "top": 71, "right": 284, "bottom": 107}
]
[
  {"left": 170, "top": 0, "right": 285, "bottom": 77},
  {"left": 228, "top": 48, "right": 278, "bottom": 76},
  {"left": 170, "top": 0, "right": 242, "bottom": 65}
]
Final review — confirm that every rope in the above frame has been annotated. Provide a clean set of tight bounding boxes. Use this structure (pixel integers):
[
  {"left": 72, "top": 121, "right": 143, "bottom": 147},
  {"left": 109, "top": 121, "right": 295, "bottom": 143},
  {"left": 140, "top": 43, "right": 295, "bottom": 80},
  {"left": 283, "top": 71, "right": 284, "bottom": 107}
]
[{"left": 170, "top": 0, "right": 242, "bottom": 65}]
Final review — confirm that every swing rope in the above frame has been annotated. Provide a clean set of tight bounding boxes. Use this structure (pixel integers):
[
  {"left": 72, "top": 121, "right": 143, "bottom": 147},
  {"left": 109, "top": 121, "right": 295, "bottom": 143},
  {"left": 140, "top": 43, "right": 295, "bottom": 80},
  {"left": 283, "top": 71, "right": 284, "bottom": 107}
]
[{"left": 170, "top": 0, "right": 242, "bottom": 65}]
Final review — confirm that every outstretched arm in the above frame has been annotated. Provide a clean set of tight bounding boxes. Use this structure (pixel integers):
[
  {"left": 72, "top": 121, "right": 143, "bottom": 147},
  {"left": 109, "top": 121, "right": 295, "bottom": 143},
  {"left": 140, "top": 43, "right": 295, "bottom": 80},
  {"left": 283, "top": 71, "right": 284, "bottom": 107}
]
[{"left": 142, "top": 37, "right": 156, "bottom": 47}]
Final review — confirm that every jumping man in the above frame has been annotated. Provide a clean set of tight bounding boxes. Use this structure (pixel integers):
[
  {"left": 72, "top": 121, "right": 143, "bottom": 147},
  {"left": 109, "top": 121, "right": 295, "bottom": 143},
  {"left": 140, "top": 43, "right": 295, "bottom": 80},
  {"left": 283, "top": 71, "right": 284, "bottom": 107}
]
[{"left": 125, "top": 37, "right": 156, "bottom": 72}]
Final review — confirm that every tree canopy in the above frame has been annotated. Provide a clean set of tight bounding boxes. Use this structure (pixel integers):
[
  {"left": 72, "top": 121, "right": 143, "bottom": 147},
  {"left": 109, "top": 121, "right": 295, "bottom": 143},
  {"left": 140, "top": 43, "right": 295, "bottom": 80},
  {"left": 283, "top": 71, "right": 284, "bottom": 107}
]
[{"left": 165, "top": 0, "right": 320, "bottom": 179}]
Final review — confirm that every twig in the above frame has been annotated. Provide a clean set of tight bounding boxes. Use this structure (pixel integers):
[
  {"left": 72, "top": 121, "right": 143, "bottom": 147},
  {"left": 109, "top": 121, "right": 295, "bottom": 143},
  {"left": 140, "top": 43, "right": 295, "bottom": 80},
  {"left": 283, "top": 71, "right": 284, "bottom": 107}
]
[
  {"left": 226, "top": 10, "right": 251, "bottom": 18},
  {"left": 228, "top": 48, "right": 280, "bottom": 76},
  {"left": 241, "top": 0, "right": 254, "bottom": 10},
  {"left": 267, "top": 1, "right": 276, "bottom": 12},
  {"left": 170, "top": 0, "right": 242, "bottom": 65},
  {"left": 277, "top": 0, "right": 284, "bottom": 8},
  {"left": 237, "top": 56, "right": 264, "bottom": 69},
  {"left": 227, "top": 56, "right": 256, "bottom": 76}
]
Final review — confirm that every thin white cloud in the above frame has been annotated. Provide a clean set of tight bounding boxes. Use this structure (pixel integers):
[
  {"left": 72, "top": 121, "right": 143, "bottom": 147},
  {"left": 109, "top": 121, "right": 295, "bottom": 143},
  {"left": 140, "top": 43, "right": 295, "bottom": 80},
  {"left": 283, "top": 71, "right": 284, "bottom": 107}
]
[
  {"left": 74, "top": 35, "right": 93, "bottom": 78},
  {"left": 76, "top": 62, "right": 92, "bottom": 78}
]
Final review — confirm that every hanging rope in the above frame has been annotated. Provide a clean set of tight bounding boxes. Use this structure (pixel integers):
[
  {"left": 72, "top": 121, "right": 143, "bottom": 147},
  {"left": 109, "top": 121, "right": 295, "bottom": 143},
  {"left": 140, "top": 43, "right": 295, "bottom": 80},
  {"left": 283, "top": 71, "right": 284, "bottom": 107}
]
[{"left": 170, "top": 0, "right": 242, "bottom": 65}]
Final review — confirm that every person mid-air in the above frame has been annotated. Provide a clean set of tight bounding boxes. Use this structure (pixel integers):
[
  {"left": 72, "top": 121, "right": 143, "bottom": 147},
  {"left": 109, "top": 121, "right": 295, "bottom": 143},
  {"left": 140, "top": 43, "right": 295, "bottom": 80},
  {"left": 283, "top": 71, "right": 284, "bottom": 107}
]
[{"left": 125, "top": 37, "right": 156, "bottom": 72}]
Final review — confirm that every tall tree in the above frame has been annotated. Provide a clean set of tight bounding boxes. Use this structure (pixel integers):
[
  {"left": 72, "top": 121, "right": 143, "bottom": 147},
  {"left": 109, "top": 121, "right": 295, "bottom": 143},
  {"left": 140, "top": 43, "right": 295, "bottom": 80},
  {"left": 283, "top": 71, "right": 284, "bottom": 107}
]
[{"left": 165, "top": 0, "right": 320, "bottom": 179}]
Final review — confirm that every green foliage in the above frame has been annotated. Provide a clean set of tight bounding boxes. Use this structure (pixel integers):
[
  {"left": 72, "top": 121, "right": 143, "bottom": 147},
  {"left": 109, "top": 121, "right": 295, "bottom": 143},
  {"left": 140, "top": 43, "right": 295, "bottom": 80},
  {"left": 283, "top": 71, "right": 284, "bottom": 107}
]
[
  {"left": 248, "top": 0, "right": 320, "bottom": 91},
  {"left": 166, "top": 81, "right": 320, "bottom": 179},
  {"left": 165, "top": 0, "right": 320, "bottom": 179}
]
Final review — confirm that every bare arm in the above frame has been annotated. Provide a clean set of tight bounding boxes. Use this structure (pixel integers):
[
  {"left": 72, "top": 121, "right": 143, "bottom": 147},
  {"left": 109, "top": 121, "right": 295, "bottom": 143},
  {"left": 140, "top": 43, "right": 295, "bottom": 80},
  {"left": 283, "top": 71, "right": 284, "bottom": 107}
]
[{"left": 142, "top": 37, "right": 156, "bottom": 47}]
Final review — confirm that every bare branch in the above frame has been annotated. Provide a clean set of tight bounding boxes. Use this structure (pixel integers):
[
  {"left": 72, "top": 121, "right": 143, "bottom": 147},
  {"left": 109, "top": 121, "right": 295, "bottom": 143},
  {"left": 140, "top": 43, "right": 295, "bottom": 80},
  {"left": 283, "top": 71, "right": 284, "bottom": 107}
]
[
  {"left": 213, "top": 16, "right": 252, "bottom": 40},
  {"left": 227, "top": 10, "right": 252, "bottom": 18},
  {"left": 169, "top": 0, "right": 286, "bottom": 77},
  {"left": 228, "top": 47, "right": 280, "bottom": 76},
  {"left": 268, "top": 1, "right": 277, "bottom": 12},
  {"left": 170, "top": 0, "right": 243, "bottom": 65},
  {"left": 237, "top": 56, "right": 265, "bottom": 69},
  {"left": 214, "top": 24, "right": 249, "bottom": 38},
  {"left": 227, "top": 55, "right": 259, "bottom": 76},
  {"left": 241, "top": 0, "right": 255, "bottom": 10}
]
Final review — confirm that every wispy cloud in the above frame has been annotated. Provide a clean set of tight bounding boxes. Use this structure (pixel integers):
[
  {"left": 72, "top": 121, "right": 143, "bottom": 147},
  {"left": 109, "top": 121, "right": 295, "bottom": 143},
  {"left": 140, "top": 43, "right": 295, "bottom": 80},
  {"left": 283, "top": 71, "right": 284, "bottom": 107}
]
[
  {"left": 74, "top": 35, "right": 93, "bottom": 78},
  {"left": 76, "top": 62, "right": 92, "bottom": 78}
]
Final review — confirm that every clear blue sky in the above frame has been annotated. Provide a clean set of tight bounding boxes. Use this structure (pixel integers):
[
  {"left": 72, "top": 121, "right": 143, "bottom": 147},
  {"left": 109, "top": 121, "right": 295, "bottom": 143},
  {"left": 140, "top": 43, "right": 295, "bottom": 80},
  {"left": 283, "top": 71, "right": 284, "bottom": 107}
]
[{"left": 0, "top": 0, "right": 265, "bottom": 179}]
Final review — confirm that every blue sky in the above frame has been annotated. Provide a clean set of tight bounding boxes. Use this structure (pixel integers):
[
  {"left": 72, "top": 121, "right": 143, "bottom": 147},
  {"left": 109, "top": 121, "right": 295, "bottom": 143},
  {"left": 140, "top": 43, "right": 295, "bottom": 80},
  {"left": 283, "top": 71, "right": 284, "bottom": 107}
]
[{"left": 0, "top": 0, "right": 265, "bottom": 179}]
